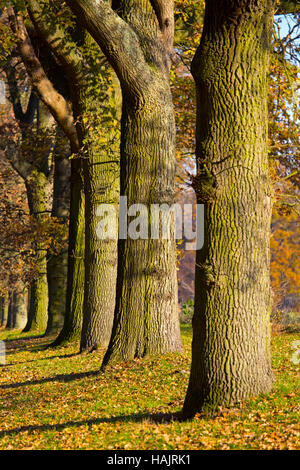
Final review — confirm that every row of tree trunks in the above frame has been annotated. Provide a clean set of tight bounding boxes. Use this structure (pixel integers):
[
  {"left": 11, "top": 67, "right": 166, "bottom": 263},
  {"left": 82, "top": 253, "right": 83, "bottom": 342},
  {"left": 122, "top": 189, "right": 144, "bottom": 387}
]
[
  {"left": 8, "top": 1, "right": 182, "bottom": 359},
  {"left": 0, "top": 285, "right": 27, "bottom": 330},
  {"left": 2, "top": 1, "right": 279, "bottom": 417},
  {"left": 66, "top": 0, "right": 183, "bottom": 367},
  {"left": 0, "top": 294, "right": 9, "bottom": 327}
]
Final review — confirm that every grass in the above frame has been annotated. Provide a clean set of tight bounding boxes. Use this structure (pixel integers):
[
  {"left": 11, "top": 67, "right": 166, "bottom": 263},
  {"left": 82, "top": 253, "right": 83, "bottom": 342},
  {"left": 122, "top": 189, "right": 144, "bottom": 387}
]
[{"left": 0, "top": 324, "right": 299, "bottom": 450}]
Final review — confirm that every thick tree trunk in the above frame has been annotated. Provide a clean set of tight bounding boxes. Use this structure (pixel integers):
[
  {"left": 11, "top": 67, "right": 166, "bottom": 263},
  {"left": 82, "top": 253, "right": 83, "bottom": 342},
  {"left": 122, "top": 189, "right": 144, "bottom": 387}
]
[
  {"left": 102, "top": 79, "right": 182, "bottom": 366},
  {"left": 79, "top": 59, "right": 120, "bottom": 353},
  {"left": 5, "top": 293, "right": 14, "bottom": 329},
  {"left": 183, "top": 0, "right": 275, "bottom": 417},
  {"left": 52, "top": 159, "right": 85, "bottom": 345},
  {"left": 45, "top": 150, "right": 70, "bottom": 336}
]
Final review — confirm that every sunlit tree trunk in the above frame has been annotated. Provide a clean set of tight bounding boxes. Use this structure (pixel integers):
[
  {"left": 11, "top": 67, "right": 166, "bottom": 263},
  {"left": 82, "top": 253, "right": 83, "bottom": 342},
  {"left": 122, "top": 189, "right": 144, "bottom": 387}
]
[
  {"left": 183, "top": 0, "right": 275, "bottom": 417},
  {"left": 103, "top": 81, "right": 182, "bottom": 365},
  {"left": 52, "top": 158, "right": 85, "bottom": 344},
  {"left": 13, "top": 282, "right": 28, "bottom": 330},
  {"left": 45, "top": 144, "right": 70, "bottom": 336}
]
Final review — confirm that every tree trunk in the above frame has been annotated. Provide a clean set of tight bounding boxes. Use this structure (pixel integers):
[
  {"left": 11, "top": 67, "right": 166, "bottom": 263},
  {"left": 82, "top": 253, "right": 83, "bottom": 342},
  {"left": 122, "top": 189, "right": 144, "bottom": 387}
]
[
  {"left": 52, "top": 158, "right": 85, "bottom": 345},
  {"left": 0, "top": 294, "right": 9, "bottom": 327},
  {"left": 5, "top": 293, "right": 14, "bottom": 329},
  {"left": 45, "top": 151, "right": 70, "bottom": 336},
  {"left": 13, "top": 282, "right": 28, "bottom": 330},
  {"left": 183, "top": 0, "right": 275, "bottom": 417},
  {"left": 102, "top": 78, "right": 182, "bottom": 366},
  {"left": 22, "top": 102, "right": 54, "bottom": 333},
  {"left": 23, "top": 168, "right": 50, "bottom": 332},
  {"left": 79, "top": 55, "right": 120, "bottom": 353}
]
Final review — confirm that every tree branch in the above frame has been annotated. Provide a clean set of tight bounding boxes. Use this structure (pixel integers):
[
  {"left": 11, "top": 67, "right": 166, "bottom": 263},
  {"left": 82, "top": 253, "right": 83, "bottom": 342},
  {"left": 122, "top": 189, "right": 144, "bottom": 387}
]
[
  {"left": 7, "top": 7, "right": 79, "bottom": 152},
  {"left": 65, "top": 0, "right": 150, "bottom": 95}
]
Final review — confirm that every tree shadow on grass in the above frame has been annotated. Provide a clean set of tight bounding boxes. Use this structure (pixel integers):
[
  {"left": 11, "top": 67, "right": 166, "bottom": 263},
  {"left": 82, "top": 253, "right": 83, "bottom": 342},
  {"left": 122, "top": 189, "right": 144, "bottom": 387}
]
[
  {"left": 2, "top": 352, "right": 79, "bottom": 367},
  {"left": 4, "top": 335, "right": 45, "bottom": 343},
  {"left": 0, "top": 411, "right": 183, "bottom": 439},
  {"left": 4, "top": 335, "right": 53, "bottom": 356},
  {"left": 0, "top": 369, "right": 101, "bottom": 389}
]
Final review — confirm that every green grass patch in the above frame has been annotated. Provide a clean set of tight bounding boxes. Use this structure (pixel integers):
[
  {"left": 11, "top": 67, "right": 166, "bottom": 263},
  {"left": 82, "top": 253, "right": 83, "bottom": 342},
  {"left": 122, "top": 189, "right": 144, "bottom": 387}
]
[{"left": 0, "top": 326, "right": 299, "bottom": 450}]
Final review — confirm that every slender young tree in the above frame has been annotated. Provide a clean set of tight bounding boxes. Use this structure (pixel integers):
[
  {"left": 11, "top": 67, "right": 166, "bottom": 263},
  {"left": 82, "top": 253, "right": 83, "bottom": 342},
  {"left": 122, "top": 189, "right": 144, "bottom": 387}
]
[
  {"left": 66, "top": 0, "right": 183, "bottom": 365},
  {"left": 183, "top": 0, "right": 276, "bottom": 417}
]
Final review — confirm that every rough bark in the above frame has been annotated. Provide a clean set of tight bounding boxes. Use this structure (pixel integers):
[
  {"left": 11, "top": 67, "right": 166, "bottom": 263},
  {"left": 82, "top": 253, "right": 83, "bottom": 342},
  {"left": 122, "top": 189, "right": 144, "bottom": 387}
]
[
  {"left": 66, "top": 0, "right": 182, "bottom": 365},
  {"left": 45, "top": 142, "right": 70, "bottom": 336},
  {"left": 7, "top": 7, "right": 79, "bottom": 151},
  {"left": 0, "top": 294, "right": 9, "bottom": 327},
  {"left": 183, "top": 0, "right": 276, "bottom": 417},
  {"left": 79, "top": 52, "right": 120, "bottom": 352},
  {"left": 102, "top": 85, "right": 181, "bottom": 364}
]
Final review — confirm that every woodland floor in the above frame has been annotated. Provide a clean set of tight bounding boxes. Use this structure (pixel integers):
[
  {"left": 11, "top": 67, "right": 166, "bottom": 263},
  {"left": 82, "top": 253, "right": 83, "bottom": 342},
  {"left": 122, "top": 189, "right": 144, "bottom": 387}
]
[{"left": 0, "top": 324, "right": 299, "bottom": 450}]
